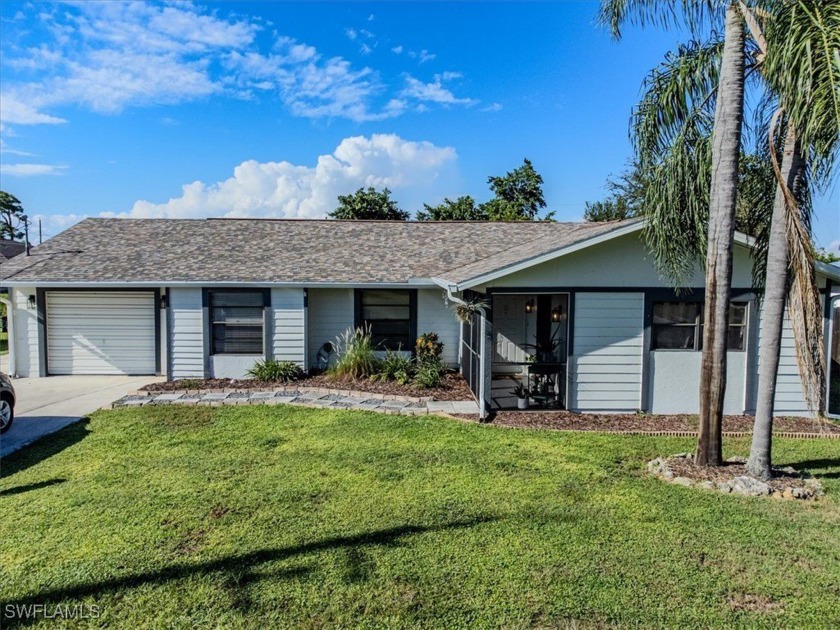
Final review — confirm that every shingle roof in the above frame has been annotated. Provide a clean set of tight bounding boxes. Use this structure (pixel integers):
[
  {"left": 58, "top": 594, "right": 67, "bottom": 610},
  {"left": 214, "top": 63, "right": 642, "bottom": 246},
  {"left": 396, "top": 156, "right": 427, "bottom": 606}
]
[
  {"left": 0, "top": 217, "right": 638, "bottom": 285},
  {"left": 0, "top": 239, "right": 26, "bottom": 263}
]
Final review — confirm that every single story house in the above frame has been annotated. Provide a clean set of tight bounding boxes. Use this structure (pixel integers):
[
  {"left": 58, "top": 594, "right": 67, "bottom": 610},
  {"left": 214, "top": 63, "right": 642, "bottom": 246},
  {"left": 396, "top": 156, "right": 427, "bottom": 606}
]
[{"left": 2, "top": 217, "right": 839, "bottom": 419}]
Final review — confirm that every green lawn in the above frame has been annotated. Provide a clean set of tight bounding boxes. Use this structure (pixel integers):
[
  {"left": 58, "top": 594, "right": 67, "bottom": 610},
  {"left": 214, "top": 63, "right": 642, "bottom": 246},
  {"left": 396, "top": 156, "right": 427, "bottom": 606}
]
[
  {"left": 0, "top": 331, "right": 7, "bottom": 355},
  {"left": 1, "top": 406, "right": 839, "bottom": 629}
]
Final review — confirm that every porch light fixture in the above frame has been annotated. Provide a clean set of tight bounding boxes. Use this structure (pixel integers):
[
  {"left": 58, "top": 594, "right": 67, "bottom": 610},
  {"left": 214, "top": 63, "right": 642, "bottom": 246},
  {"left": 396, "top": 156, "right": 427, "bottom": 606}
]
[
  {"left": 552, "top": 306, "right": 563, "bottom": 322},
  {"left": 525, "top": 299, "right": 535, "bottom": 314},
  {"left": 27, "top": 295, "right": 36, "bottom": 310}
]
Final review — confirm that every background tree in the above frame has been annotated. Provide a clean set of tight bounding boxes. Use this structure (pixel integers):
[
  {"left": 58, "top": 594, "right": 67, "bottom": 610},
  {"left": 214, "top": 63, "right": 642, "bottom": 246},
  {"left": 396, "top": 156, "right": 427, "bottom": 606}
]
[
  {"left": 482, "top": 158, "right": 553, "bottom": 221},
  {"left": 328, "top": 187, "right": 409, "bottom": 221},
  {"left": 416, "top": 196, "right": 487, "bottom": 221},
  {"left": 816, "top": 249, "right": 840, "bottom": 265},
  {"left": 584, "top": 155, "right": 774, "bottom": 228},
  {"left": 0, "top": 191, "right": 27, "bottom": 241}
]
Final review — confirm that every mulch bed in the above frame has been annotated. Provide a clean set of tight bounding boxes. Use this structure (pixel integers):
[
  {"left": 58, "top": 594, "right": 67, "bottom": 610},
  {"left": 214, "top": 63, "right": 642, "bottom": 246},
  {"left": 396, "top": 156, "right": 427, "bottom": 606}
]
[
  {"left": 141, "top": 372, "right": 473, "bottom": 402},
  {"left": 478, "top": 410, "right": 840, "bottom": 435},
  {"left": 665, "top": 456, "right": 806, "bottom": 488}
]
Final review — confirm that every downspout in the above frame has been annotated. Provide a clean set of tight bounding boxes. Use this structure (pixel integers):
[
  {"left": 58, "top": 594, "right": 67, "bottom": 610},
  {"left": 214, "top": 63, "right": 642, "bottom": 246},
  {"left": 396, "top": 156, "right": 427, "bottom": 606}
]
[
  {"left": 445, "top": 285, "right": 488, "bottom": 421},
  {"left": 0, "top": 295, "right": 15, "bottom": 377}
]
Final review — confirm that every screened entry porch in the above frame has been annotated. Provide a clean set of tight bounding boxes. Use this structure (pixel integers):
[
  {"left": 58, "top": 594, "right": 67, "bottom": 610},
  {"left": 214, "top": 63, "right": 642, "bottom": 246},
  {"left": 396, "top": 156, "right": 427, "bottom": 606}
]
[{"left": 490, "top": 293, "right": 570, "bottom": 410}]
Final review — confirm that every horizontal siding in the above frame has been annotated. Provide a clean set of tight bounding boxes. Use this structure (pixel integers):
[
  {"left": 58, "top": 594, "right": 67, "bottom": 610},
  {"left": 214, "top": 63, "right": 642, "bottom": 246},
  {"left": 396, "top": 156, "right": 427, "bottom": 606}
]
[
  {"left": 12, "top": 286, "right": 40, "bottom": 377},
  {"left": 571, "top": 292, "right": 644, "bottom": 411},
  {"left": 272, "top": 288, "right": 306, "bottom": 367},
  {"left": 417, "top": 289, "right": 459, "bottom": 366},
  {"left": 308, "top": 288, "right": 354, "bottom": 369},
  {"left": 757, "top": 305, "right": 809, "bottom": 415},
  {"left": 169, "top": 287, "right": 205, "bottom": 379}
]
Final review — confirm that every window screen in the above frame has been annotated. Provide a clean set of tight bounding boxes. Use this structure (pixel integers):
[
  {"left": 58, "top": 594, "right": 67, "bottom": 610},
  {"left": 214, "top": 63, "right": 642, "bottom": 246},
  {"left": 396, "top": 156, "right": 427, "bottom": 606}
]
[
  {"left": 358, "top": 290, "right": 412, "bottom": 351},
  {"left": 210, "top": 291, "right": 265, "bottom": 354},
  {"left": 652, "top": 301, "right": 747, "bottom": 351}
]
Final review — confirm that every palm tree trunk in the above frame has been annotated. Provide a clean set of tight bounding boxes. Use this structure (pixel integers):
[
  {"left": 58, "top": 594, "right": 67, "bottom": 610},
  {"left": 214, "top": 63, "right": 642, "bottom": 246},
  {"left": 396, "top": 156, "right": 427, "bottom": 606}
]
[
  {"left": 696, "top": 3, "right": 745, "bottom": 467},
  {"left": 746, "top": 125, "right": 804, "bottom": 480}
]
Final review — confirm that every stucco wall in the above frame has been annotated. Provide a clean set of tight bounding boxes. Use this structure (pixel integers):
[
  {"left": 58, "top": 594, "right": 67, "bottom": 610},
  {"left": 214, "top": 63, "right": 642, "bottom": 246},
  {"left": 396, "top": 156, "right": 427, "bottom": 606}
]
[
  {"left": 307, "top": 288, "right": 354, "bottom": 369},
  {"left": 649, "top": 351, "right": 748, "bottom": 414},
  {"left": 417, "top": 289, "right": 460, "bottom": 366}
]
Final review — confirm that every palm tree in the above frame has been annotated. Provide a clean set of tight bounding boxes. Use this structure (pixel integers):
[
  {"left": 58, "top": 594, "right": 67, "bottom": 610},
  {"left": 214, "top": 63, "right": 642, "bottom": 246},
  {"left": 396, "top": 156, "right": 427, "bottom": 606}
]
[
  {"left": 746, "top": 0, "right": 839, "bottom": 479},
  {"left": 600, "top": 0, "right": 747, "bottom": 465}
]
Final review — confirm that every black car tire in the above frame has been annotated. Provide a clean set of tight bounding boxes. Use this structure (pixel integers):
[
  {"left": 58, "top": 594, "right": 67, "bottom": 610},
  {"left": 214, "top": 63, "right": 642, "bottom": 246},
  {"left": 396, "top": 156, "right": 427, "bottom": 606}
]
[{"left": 0, "top": 396, "right": 14, "bottom": 434}]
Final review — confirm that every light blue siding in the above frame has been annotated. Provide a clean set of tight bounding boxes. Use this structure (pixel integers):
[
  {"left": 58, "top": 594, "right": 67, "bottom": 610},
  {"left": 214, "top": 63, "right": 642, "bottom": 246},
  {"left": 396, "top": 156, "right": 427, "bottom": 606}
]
[
  {"left": 272, "top": 288, "right": 307, "bottom": 368},
  {"left": 168, "top": 287, "right": 205, "bottom": 379},
  {"left": 570, "top": 292, "right": 644, "bottom": 411}
]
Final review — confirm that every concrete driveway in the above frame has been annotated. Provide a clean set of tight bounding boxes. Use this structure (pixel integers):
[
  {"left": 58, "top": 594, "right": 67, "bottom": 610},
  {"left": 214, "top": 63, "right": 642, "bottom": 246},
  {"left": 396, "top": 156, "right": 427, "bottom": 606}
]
[{"left": 1, "top": 375, "right": 164, "bottom": 457}]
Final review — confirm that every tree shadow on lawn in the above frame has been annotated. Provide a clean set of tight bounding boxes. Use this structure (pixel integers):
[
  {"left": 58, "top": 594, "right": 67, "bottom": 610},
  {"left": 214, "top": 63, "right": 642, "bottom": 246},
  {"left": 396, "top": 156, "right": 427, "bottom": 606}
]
[
  {"left": 780, "top": 457, "right": 840, "bottom": 480},
  {"left": 2, "top": 517, "right": 496, "bottom": 627},
  {"left": 0, "top": 477, "right": 66, "bottom": 497},
  {"left": 1, "top": 419, "right": 91, "bottom": 479}
]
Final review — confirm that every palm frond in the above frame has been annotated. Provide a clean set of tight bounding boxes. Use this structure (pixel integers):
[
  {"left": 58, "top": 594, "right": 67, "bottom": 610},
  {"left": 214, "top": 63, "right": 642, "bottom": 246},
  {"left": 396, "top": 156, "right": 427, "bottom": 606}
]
[
  {"left": 763, "top": 0, "right": 840, "bottom": 190},
  {"left": 641, "top": 125, "right": 714, "bottom": 286},
  {"left": 632, "top": 38, "right": 724, "bottom": 165},
  {"left": 597, "top": 0, "right": 725, "bottom": 40}
]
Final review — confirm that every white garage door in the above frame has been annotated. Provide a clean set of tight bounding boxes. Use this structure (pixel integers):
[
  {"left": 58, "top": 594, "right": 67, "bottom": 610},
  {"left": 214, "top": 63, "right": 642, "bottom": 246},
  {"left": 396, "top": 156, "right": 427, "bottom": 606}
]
[{"left": 47, "top": 291, "right": 157, "bottom": 375}]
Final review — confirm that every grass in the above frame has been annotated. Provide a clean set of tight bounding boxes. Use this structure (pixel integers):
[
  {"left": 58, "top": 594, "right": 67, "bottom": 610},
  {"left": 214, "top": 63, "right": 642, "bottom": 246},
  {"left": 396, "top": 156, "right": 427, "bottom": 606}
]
[
  {"left": 0, "top": 331, "right": 7, "bottom": 355},
  {"left": 1, "top": 407, "right": 839, "bottom": 629}
]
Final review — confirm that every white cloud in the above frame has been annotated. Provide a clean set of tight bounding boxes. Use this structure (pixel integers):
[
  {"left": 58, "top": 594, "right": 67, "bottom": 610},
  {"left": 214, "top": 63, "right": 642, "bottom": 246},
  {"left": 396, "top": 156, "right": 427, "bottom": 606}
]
[
  {"left": 367, "top": 14, "right": 375, "bottom": 22},
  {"left": 226, "top": 38, "right": 399, "bottom": 122},
  {"left": 1, "top": 3, "right": 475, "bottom": 129},
  {"left": 0, "top": 163, "right": 67, "bottom": 177},
  {"left": 827, "top": 239, "right": 840, "bottom": 257},
  {"left": 0, "top": 95, "right": 67, "bottom": 125},
  {"left": 482, "top": 102, "right": 503, "bottom": 112},
  {"left": 409, "top": 49, "right": 436, "bottom": 63},
  {"left": 119, "top": 134, "right": 457, "bottom": 219},
  {"left": 401, "top": 74, "right": 477, "bottom": 106},
  {"left": 0, "top": 2, "right": 257, "bottom": 124}
]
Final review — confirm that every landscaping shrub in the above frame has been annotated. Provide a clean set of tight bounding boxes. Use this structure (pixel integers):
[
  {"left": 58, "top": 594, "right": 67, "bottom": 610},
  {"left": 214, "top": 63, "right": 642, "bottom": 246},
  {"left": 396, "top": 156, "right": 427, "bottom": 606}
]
[
  {"left": 412, "top": 332, "right": 446, "bottom": 388},
  {"left": 413, "top": 358, "right": 446, "bottom": 388},
  {"left": 375, "top": 349, "right": 414, "bottom": 385},
  {"left": 246, "top": 359, "right": 304, "bottom": 382},
  {"left": 331, "top": 325, "right": 380, "bottom": 380},
  {"left": 415, "top": 332, "right": 443, "bottom": 364}
]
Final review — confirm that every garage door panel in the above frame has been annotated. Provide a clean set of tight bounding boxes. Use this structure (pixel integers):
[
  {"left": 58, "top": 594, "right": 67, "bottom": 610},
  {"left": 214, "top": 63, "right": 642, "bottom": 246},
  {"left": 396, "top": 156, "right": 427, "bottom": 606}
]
[{"left": 47, "top": 291, "right": 157, "bottom": 375}]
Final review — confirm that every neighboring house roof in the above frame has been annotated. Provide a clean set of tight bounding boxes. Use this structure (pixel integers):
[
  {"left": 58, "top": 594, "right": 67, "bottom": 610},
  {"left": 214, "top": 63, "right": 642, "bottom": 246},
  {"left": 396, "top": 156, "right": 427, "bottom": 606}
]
[
  {"left": 0, "top": 217, "right": 635, "bottom": 286},
  {"left": 0, "top": 239, "right": 26, "bottom": 264}
]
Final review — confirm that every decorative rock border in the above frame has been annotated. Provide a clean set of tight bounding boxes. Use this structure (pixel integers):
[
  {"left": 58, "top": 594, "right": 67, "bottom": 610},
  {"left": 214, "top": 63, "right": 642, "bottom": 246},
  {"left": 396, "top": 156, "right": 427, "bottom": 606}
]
[
  {"left": 112, "top": 386, "right": 479, "bottom": 416},
  {"left": 647, "top": 454, "right": 825, "bottom": 500}
]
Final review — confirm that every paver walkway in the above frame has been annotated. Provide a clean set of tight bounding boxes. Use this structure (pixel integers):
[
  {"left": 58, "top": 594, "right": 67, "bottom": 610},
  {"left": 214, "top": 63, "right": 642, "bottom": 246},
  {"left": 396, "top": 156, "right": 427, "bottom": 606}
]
[{"left": 113, "top": 387, "right": 479, "bottom": 416}]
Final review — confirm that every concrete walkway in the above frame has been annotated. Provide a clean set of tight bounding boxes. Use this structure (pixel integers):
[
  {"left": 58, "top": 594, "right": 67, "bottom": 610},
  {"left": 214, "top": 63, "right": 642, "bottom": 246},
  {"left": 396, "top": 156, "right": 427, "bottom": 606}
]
[
  {"left": 114, "top": 388, "right": 480, "bottom": 416},
  {"left": 1, "top": 375, "right": 164, "bottom": 458}
]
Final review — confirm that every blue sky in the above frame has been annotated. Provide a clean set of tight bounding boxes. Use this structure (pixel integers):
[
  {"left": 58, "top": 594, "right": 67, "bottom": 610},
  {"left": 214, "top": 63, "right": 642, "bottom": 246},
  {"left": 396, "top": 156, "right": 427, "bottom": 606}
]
[{"left": 0, "top": 1, "right": 837, "bottom": 251}]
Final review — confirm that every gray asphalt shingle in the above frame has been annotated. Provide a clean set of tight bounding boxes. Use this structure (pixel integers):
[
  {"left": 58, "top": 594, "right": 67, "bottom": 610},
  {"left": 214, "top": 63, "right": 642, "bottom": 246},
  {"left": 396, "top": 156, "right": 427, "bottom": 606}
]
[{"left": 0, "top": 217, "right": 636, "bottom": 285}]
